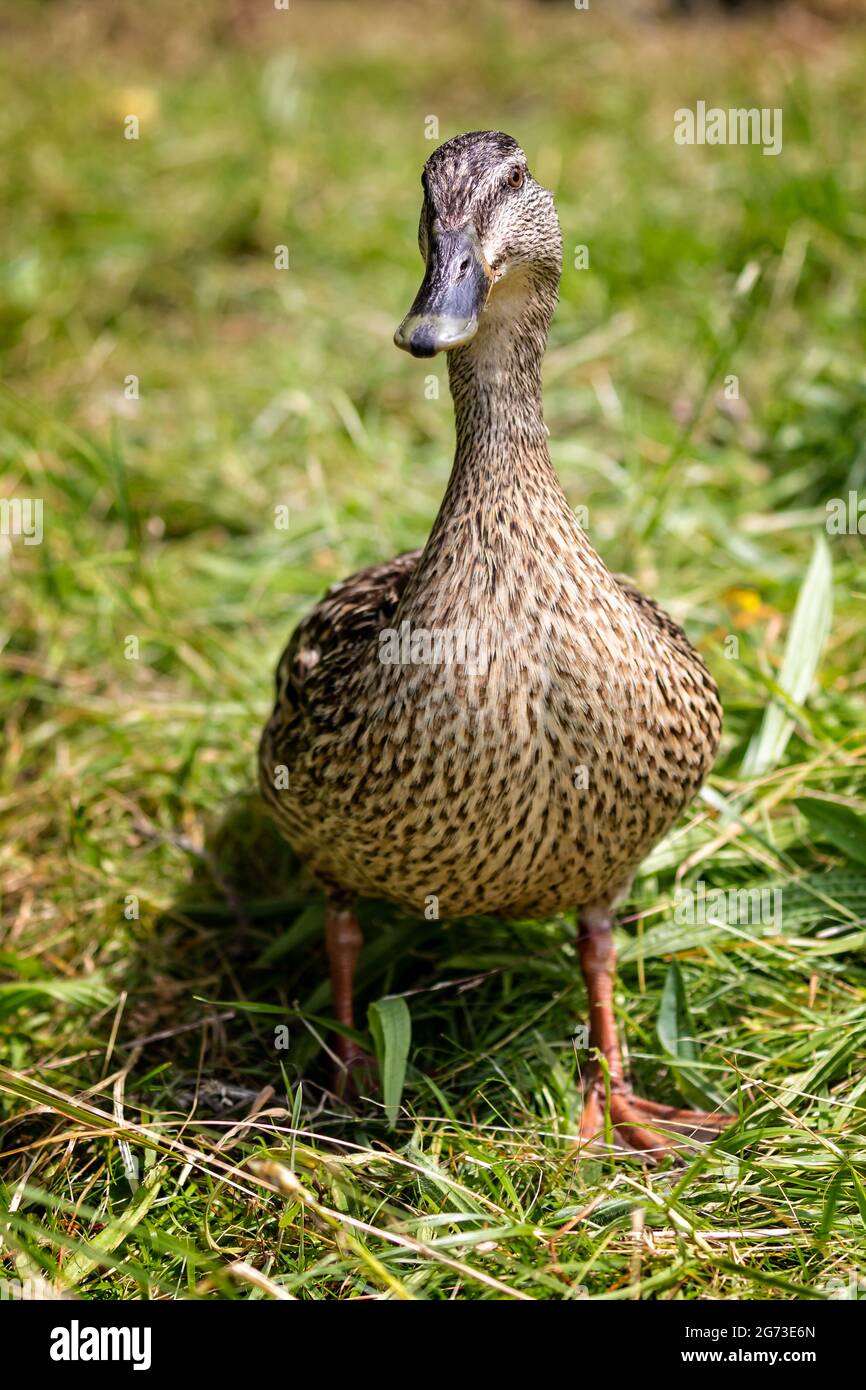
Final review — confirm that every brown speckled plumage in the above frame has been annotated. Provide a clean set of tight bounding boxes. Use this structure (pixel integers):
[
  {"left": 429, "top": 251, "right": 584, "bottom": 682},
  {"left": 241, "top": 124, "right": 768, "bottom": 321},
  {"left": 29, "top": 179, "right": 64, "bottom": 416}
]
[{"left": 259, "top": 132, "right": 721, "bottom": 930}]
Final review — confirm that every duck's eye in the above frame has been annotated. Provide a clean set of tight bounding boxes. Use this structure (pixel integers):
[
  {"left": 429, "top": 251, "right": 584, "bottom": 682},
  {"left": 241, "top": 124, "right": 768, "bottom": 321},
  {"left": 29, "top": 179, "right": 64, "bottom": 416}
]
[{"left": 505, "top": 165, "right": 524, "bottom": 189}]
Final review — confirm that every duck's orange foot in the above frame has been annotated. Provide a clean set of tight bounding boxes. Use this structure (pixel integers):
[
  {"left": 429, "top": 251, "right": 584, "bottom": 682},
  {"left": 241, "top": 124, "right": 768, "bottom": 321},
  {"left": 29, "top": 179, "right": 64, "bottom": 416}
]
[
  {"left": 579, "top": 1080, "right": 733, "bottom": 1160},
  {"left": 576, "top": 906, "right": 734, "bottom": 1161}
]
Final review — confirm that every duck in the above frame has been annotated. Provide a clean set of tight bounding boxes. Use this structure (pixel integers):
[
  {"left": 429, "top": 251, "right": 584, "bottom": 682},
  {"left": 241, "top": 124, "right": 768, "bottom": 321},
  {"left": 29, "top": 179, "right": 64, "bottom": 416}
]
[{"left": 259, "top": 130, "right": 727, "bottom": 1157}]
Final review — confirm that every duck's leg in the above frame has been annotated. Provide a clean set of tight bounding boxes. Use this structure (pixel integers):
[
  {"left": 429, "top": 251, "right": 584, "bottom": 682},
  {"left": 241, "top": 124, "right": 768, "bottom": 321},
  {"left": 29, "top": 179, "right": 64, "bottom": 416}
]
[
  {"left": 324, "top": 897, "right": 368, "bottom": 1087},
  {"left": 577, "top": 905, "right": 731, "bottom": 1158}
]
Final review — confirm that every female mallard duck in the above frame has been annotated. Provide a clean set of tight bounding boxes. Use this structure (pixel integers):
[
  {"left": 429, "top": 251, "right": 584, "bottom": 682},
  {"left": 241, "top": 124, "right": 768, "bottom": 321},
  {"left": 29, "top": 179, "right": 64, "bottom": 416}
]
[{"left": 259, "top": 130, "right": 726, "bottom": 1156}]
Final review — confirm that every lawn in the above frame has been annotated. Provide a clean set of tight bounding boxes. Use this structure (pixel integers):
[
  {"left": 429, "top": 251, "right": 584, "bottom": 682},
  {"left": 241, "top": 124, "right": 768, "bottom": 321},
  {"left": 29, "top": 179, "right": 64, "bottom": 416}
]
[{"left": 1, "top": 0, "right": 865, "bottom": 1301}]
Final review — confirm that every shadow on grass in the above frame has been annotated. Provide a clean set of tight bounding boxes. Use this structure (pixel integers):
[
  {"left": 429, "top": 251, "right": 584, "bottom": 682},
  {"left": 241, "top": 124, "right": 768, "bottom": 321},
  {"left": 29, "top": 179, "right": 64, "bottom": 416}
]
[
  {"left": 131, "top": 790, "right": 496, "bottom": 1124},
  {"left": 118, "top": 791, "right": 747, "bottom": 1147}
]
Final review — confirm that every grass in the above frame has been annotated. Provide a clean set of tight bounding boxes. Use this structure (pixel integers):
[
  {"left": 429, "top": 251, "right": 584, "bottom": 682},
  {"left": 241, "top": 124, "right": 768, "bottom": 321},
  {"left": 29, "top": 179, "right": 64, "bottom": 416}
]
[{"left": 1, "top": 0, "right": 866, "bottom": 1301}]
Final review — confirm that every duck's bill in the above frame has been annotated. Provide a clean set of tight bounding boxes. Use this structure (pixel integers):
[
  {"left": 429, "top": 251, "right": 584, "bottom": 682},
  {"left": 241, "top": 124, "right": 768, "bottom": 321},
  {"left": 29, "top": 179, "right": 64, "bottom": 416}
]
[{"left": 394, "top": 227, "right": 493, "bottom": 358}]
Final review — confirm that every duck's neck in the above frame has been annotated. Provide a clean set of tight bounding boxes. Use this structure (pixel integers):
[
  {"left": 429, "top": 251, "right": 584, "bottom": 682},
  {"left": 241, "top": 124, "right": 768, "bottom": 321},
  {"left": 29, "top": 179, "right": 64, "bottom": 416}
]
[
  {"left": 452, "top": 272, "right": 559, "bottom": 481},
  {"left": 448, "top": 308, "right": 550, "bottom": 475},
  {"left": 407, "top": 282, "right": 592, "bottom": 613}
]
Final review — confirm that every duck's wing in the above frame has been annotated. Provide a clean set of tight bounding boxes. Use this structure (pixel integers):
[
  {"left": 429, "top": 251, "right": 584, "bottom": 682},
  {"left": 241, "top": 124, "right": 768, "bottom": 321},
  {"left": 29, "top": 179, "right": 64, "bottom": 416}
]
[
  {"left": 614, "top": 575, "right": 722, "bottom": 734},
  {"left": 614, "top": 576, "right": 706, "bottom": 667},
  {"left": 266, "top": 549, "right": 422, "bottom": 730}
]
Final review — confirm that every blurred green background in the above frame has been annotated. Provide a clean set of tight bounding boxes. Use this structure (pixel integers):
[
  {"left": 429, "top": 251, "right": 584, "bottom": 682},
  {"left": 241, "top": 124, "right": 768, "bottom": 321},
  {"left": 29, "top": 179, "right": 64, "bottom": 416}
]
[{"left": 1, "top": 0, "right": 865, "bottom": 1301}]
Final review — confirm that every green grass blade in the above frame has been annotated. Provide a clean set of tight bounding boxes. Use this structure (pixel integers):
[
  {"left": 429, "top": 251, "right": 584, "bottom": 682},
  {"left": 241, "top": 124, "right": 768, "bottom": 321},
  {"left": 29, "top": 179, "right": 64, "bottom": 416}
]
[
  {"left": 741, "top": 534, "right": 833, "bottom": 777},
  {"left": 796, "top": 799, "right": 866, "bottom": 870},
  {"left": 62, "top": 1164, "right": 167, "bottom": 1288},
  {"left": 367, "top": 996, "right": 411, "bottom": 1129}
]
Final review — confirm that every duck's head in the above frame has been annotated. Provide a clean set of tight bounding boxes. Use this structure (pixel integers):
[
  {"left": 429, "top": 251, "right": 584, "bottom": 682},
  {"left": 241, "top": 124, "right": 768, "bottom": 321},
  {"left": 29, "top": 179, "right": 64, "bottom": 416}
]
[{"left": 394, "top": 130, "right": 562, "bottom": 359}]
